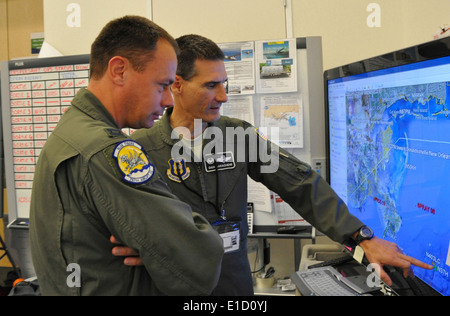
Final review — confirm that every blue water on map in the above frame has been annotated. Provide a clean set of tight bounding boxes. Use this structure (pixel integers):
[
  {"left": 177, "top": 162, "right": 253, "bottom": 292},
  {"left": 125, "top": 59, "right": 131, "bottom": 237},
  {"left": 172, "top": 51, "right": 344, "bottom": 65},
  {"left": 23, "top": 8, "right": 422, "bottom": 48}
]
[{"left": 346, "top": 82, "right": 450, "bottom": 295}]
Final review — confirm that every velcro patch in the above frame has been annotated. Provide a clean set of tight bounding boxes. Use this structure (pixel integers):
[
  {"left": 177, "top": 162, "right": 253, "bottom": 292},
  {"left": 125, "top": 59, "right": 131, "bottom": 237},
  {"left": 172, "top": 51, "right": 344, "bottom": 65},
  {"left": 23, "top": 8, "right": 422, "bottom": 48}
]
[{"left": 112, "top": 140, "right": 154, "bottom": 184}]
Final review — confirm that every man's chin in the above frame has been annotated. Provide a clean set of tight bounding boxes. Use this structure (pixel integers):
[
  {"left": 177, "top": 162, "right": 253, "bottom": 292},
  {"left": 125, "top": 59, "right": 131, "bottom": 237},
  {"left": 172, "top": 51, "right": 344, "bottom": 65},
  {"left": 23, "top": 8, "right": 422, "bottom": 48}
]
[
  {"left": 144, "top": 122, "right": 155, "bottom": 129},
  {"left": 207, "top": 112, "right": 221, "bottom": 123}
]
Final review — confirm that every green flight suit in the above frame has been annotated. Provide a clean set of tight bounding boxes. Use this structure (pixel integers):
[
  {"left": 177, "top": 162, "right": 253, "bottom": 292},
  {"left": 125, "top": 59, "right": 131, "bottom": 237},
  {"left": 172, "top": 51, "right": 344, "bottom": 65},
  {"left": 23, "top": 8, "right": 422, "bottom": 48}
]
[
  {"left": 29, "top": 89, "right": 224, "bottom": 296},
  {"left": 132, "top": 108, "right": 364, "bottom": 295}
]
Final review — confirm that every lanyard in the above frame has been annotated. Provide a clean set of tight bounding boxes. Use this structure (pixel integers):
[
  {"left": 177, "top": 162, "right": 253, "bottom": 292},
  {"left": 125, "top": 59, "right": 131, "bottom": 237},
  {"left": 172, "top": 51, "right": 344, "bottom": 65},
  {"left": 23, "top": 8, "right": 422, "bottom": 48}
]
[{"left": 174, "top": 160, "right": 226, "bottom": 220}]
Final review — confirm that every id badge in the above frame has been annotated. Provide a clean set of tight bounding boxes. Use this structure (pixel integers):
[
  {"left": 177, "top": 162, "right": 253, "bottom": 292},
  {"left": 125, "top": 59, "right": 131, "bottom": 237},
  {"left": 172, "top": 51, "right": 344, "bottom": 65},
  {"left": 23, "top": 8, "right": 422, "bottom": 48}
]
[{"left": 211, "top": 218, "right": 241, "bottom": 254}]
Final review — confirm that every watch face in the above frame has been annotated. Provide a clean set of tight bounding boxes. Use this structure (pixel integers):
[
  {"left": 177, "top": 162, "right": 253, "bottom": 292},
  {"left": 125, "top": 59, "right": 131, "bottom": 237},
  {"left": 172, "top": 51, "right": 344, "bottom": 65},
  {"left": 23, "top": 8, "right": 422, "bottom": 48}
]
[{"left": 361, "top": 226, "right": 373, "bottom": 238}]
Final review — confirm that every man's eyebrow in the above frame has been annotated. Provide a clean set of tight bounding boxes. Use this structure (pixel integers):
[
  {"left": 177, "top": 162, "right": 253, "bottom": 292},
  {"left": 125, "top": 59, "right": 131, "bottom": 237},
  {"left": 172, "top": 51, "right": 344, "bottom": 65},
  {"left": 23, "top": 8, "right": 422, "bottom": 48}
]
[
  {"left": 161, "top": 79, "right": 175, "bottom": 85},
  {"left": 204, "top": 79, "right": 228, "bottom": 85}
]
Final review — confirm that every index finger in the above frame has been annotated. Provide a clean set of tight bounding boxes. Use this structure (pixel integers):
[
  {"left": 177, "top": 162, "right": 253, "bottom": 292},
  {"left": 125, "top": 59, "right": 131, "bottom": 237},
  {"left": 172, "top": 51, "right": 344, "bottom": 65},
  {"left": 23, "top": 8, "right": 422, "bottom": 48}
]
[
  {"left": 400, "top": 253, "right": 433, "bottom": 270},
  {"left": 110, "top": 235, "right": 121, "bottom": 245}
]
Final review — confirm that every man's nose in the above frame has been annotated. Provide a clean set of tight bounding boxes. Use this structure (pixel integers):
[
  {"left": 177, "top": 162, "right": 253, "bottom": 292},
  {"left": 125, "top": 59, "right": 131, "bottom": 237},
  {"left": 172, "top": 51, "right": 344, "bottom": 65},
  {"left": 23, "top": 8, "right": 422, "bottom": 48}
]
[
  {"left": 216, "top": 84, "right": 228, "bottom": 103},
  {"left": 161, "top": 88, "right": 175, "bottom": 109}
]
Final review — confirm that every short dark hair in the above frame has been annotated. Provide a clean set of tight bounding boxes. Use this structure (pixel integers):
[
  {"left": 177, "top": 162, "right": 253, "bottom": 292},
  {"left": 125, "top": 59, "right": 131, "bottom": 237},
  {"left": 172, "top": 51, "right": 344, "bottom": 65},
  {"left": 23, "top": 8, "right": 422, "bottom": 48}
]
[
  {"left": 90, "top": 15, "right": 179, "bottom": 79},
  {"left": 176, "top": 34, "right": 225, "bottom": 80}
]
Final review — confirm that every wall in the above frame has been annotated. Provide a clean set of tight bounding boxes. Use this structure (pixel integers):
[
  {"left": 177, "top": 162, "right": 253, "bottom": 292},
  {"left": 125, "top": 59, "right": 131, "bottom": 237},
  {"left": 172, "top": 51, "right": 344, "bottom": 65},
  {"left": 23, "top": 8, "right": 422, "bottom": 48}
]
[
  {"left": 0, "top": 0, "right": 7, "bottom": 62},
  {"left": 42, "top": 1, "right": 450, "bottom": 70},
  {"left": 152, "top": 0, "right": 286, "bottom": 43},
  {"left": 0, "top": 0, "right": 44, "bottom": 60},
  {"left": 43, "top": 0, "right": 152, "bottom": 55},
  {"left": 292, "top": 0, "right": 450, "bottom": 70}
]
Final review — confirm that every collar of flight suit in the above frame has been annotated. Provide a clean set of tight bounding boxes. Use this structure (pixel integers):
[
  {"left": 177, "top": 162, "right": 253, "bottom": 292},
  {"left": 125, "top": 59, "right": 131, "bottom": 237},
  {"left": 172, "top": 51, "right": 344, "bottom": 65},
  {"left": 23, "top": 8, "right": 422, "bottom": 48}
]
[
  {"left": 157, "top": 107, "right": 179, "bottom": 146},
  {"left": 158, "top": 107, "right": 230, "bottom": 147},
  {"left": 70, "top": 88, "right": 121, "bottom": 130}
]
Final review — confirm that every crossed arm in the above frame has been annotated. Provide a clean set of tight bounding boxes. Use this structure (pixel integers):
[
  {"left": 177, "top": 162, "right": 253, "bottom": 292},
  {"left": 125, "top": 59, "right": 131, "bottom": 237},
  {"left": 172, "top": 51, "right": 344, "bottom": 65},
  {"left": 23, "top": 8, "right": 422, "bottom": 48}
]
[{"left": 111, "top": 235, "right": 432, "bottom": 286}]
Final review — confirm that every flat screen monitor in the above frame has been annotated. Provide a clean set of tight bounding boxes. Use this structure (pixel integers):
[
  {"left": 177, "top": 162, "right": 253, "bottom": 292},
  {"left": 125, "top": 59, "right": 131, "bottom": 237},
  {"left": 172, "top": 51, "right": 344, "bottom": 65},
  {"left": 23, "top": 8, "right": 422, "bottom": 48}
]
[{"left": 325, "top": 37, "right": 450, "bottom": 296}]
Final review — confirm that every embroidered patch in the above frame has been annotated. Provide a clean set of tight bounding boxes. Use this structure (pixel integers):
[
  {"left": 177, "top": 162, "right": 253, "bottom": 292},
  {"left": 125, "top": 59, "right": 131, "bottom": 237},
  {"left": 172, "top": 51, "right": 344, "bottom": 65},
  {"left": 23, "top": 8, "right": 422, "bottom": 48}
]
[
  {"left": 167, "top": 158, "right": 191, "bottom": 183},
  {"left": 113, "top": 140, "right": 154, "bottom": 184},
  {"left": 204, "top": 151, "right": 236, "bottom": 173}
]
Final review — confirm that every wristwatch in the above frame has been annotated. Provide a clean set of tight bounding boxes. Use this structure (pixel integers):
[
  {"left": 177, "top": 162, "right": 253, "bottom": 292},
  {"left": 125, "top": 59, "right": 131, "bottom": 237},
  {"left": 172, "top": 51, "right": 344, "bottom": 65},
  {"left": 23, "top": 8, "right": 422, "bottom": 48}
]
[{"left": 354, "top": 225, "right": 374, "bottom": 245}]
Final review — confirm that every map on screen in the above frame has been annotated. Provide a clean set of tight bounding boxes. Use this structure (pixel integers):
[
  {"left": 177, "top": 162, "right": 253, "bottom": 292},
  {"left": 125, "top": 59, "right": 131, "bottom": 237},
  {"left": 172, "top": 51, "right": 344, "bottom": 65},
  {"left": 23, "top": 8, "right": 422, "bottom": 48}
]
[
  {"left": 346, "top": 82, "right": 450, "bottom": 294},
  {"left": 327, "top": 56, "right": 450, "bottom": 296}
]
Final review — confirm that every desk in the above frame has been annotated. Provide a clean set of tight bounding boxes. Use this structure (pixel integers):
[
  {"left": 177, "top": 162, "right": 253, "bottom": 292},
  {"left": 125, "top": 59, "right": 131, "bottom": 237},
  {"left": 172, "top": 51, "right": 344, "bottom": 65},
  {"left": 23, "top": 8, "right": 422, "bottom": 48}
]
[
  {"left": 248, "top": 226, "right": 318, "bottom": 271},
  {"left": 248, "top": 227, "right": 319, "bottom": 296}
]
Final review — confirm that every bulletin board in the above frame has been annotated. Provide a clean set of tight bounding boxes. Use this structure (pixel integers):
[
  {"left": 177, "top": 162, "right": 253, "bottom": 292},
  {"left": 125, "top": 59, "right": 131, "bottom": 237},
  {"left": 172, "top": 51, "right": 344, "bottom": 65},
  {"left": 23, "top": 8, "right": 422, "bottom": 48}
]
[{"left": 0, "top": 54, "right": 90, "bottom": 228}]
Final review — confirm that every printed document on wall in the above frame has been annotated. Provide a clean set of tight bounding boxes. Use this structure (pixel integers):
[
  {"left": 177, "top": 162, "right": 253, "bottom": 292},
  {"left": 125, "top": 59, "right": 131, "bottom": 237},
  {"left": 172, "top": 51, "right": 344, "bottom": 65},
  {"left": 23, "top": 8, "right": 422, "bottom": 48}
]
[
  {"left": 260, "top": 94, "right": 303, "bottom": 148},
  {"left": 247, "top": 177, "right": 272, "bottom": 214},
  {"left": 272, "top": 192, "right": 308, "bottom": 226},
  {"left": 219, "top": 41, "right": 256, "bottom": 95},
  {"left": 255, "top": 39, "right": 298, "bottom": 94},
  {"left": 221, "top": 95, "right": 254, "bottom": 125}
]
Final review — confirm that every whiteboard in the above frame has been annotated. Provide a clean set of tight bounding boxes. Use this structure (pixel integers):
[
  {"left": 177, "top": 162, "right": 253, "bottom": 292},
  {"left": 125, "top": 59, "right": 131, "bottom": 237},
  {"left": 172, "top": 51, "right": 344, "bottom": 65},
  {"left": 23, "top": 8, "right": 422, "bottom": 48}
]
[{"left": 1, "top": 55, "right": 90, "bottom": 228}]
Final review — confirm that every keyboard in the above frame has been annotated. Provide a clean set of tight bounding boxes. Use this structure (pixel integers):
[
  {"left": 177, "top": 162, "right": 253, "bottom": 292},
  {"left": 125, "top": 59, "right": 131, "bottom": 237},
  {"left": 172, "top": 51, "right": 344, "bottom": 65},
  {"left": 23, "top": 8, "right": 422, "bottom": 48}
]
[{"left": 291, "top": 266, "right": 366, "bottom": 296}]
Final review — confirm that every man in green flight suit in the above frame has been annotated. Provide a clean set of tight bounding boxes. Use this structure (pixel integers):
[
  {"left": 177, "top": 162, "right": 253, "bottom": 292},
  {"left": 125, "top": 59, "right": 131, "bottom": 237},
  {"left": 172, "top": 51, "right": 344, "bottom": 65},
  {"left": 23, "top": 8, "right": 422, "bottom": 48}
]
[
  {"left": 29, "top": 17, "right": 224, "bottom": 296},
  {"left": 118, "top": 34, "right": 432, "bottom": 295}
]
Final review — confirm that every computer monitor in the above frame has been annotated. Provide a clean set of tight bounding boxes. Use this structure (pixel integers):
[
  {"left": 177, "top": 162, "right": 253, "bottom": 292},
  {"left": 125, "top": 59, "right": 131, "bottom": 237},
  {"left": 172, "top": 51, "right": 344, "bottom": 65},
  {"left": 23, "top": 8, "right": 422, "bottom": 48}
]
[{"left": 325, "top": 37, "right": 450, "bottom": 296}]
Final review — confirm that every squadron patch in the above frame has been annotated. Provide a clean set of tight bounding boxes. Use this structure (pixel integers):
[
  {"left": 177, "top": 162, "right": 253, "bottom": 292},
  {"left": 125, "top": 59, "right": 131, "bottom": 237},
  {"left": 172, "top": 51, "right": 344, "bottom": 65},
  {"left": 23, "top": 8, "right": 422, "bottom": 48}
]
[
  {"left": 113, "top": 140, "right": 154, "bottom": 184},
  {"left": 167, "top": 158, "right": 191, "bottom": 183}
]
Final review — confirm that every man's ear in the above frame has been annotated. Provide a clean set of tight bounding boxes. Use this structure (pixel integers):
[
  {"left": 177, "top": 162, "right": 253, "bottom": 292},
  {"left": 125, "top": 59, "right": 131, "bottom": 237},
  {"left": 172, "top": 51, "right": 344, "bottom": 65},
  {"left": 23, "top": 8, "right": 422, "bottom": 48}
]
[
  {"left": 171, "top": 75, "right": 184, "bottom": 95},
  {"left": 108, "top": 56, "right": 128, "bottom": 86}
]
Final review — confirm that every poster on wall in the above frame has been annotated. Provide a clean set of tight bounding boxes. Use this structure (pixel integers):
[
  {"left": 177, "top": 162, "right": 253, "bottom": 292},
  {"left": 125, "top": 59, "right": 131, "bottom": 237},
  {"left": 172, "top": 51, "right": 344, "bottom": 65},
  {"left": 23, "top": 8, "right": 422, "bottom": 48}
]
[
  {"left": 218, "top": 41, "right": 256, "bottom": 95},
  {"left": 221, "top": 95, "right": 254, "bottom": 124},
  {"left": 255, "top": 39, "right": 298, "bottom": 94},
  {"left": 259, "top": 94, "right": 303, "bottom": 148}
]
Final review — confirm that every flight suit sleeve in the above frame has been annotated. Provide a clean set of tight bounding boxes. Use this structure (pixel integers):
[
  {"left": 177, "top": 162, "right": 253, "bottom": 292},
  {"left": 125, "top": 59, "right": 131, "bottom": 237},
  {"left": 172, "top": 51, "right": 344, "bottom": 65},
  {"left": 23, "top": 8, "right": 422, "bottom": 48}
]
[
  {"left": 83, "top": 149, "right": 224, "bottom": 296},
  {"left": 247, "top": 129, "right": 364, "bottom": 244}
]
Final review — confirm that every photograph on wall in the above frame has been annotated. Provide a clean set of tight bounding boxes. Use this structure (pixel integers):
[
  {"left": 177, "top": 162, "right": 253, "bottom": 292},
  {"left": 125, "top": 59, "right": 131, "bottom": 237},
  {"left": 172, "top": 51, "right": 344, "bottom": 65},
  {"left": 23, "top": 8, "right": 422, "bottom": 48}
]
[
  {"left": 255, "top": 39, "right": 298, "bottom": 94},
  {"left": 219, "top": 41, "right": 256, "bottom": 95}
]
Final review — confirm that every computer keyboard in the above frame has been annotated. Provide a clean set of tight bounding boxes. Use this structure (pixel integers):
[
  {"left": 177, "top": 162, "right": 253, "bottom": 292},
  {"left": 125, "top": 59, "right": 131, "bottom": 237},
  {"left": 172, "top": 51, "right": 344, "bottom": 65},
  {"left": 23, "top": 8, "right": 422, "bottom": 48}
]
[{"left": 291, "top": 266, "right": 366, "bottom": 296}]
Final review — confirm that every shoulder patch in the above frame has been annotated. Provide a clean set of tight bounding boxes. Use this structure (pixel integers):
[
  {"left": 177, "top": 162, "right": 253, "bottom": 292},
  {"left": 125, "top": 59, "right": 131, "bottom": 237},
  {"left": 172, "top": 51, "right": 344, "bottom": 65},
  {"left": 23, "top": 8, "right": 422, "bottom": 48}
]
[{"left": 112, "top": 140, "right": 154, "bottom": 184}]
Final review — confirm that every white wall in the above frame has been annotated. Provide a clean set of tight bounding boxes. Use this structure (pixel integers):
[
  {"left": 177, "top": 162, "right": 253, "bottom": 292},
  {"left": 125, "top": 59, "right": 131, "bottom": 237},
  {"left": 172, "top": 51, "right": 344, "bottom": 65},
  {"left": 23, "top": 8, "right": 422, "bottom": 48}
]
[
  {"left": 44, "top": 0, "right": 450, "bottom": 70},
  {"left": 152, "top": 0, "right": 286, "bottom": 43},
  {"left": 292, "top": 0, "right": 450, "bottom": 70},
  {"left": 43, "top": 0, "right": 152, "bottom": 55}
]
